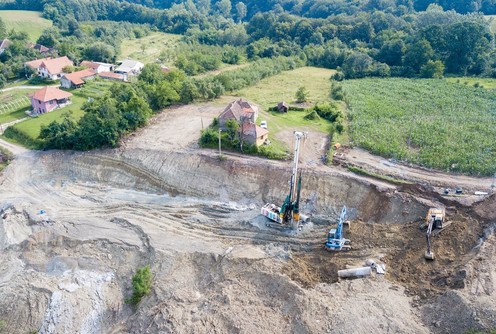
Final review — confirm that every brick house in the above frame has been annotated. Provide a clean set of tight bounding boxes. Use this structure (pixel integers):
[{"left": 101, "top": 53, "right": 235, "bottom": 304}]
[
  {"left": 238, "top": 122, "right": 269, "bottom": 146},
  {"left": 218, "top": 98, "right": 259, "bottom": 130}
]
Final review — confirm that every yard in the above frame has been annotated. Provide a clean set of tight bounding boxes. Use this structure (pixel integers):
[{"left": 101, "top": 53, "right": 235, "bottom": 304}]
[
  {"left": 0, "top": 11, "right": 52, "bottom": 41},
  {"left": 3, "top": 79, "right": 118, "bottom": 145},
  {"left": 119, "top": 32, "right": 182, "bottom": 64},
  {"left": 221, "top": 66, "right": 338, "bottom": 161}
]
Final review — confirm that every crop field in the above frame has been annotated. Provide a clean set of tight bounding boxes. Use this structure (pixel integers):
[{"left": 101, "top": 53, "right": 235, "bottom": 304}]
[
  {"left": 119, "top": 32, "right": 182, "bottom": 64},
  {"left": 0, "top": 88, "right": 38, "bottom": 124},
  {"left": 0, "top": 11, "right": 52, "bottom": 41},
  {"left": 341, "top": 78, "right": 496, "bottom": 176},
  {"left": 446, "top": 76, "right": 496, "bottom": 89}
]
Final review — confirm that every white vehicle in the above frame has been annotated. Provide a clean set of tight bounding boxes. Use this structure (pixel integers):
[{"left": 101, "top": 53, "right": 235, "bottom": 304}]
[{"left": 260, "top": 120, "right": 267, "bottom": 129}]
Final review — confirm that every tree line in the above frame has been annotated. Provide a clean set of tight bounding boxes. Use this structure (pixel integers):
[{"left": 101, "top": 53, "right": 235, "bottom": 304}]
[{"left": 12, "top": 0, "right": 493, "bottom": 79}]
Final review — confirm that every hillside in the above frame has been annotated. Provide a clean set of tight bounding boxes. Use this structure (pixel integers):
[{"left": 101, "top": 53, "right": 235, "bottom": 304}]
[{"left": 0, "top": 10, "right": 52, "bottom": 41}]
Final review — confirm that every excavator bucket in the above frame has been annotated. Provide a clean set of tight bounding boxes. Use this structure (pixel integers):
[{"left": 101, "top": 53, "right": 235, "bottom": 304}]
[{"left": 425, "top": 251, "right": 435, "bottom": 260}]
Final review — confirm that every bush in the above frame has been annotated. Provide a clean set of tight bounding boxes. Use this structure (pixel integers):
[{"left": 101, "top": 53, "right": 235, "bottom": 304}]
[
  {"left": 128, "top": 265, "right": 153, "bottom": 305},
  {"left": 330, "top": 82, "right": 345, "bottom": 100},
  {"left": 304, "top": 109, "right": 320, "bottom": 120},
  {"left": 331, "top": 71, "right": 345, "bottom": 81}
]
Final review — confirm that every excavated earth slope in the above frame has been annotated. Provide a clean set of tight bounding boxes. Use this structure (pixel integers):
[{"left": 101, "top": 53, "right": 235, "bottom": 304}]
[{"left": 0, "top": 147, "right": 494, "bottom": 334}]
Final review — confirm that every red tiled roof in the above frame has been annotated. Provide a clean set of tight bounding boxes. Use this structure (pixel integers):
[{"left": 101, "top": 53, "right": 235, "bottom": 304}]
[
  {"left": 80, "top": 60, "right": 100, "bottom": 70},
  {"left": 219, "top": 98, "right": 258, "bottom": 122},
  {"left": 25, "top": 57, "right": 52, "bottom": 69},
  {"left": 40, "top": 56, "right": 73, "bottom": 75},
  {"left": 29, "top": 86, "right": 73, "bottom": 102},
  {"left": 239, "top": 122, "right": 268, "bottom": 138},
  {"left": 63, "top": 69, "right": 96, "bottom": 85},
  {"left": 98, "top": 71, "right": 124, "bottom": 80}
]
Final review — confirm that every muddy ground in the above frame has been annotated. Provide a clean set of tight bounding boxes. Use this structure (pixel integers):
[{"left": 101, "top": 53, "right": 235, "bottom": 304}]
[{"left": 0, "top": 102, "right": 495, "bottom": 334}]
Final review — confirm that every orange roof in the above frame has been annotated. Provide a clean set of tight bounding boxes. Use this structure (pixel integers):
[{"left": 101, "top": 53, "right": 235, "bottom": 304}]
[
  {"left": 29, "top": 86, "right": 73, "bottom": 102},
  {"left": 80, "top": 60, "right": 100, "bottom": 70},
  {"left": 40, "top": 56, "right": 74, "bottom": 75},
  {"left": 25, "top": 57, "right": 52, "bottom": 69},
  {"left": 63, "top": 69, "right": 96, "bottom": 85},
  {"left": 98, "top": 71, "right": 124, "bottom": 80},
  {"left": 239, "top": 122, "right": 268, "bottom": 138}
]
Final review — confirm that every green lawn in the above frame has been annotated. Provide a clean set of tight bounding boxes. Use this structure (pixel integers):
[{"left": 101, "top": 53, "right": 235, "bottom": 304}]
[
  {"left": 230, "top": 66, "right": 336, "bottom": 134},
  {"left": 0, "top": 10, "right": 52, "bottom": 41},
  {"left": 119, "top": 32, "right": 182, "bottom": 64},
  {"left": 341, "top": 78, "right": 496, "bottom": 176}
]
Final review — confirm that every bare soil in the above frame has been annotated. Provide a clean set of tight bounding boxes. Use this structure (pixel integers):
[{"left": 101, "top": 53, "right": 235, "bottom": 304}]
[{"left": 0, "top": 101, "right": 495, "bottom": 334}]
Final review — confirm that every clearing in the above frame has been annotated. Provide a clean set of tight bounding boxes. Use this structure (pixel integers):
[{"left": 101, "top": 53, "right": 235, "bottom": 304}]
[
  {"left": 119, "top": 31, "right": 182, "bottom": 64},
  {"left": 0, "top": 10, "right": 52, "bottom": 41}
]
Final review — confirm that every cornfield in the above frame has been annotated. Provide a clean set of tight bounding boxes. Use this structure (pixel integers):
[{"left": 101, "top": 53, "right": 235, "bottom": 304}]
[{"left": 341, "top": 78, "right": 496, "bottom": 176}]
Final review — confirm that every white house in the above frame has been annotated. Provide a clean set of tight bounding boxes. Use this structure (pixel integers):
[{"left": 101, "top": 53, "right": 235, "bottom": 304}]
[
  {"left": 114, "top": 59, "right": 144, "bottom": 80},
  {"left": 38, "top": 56, "right": 74, "bottom": 80},
  {"left": 80, "top": 60, "right": 115, "bottom": 74}
]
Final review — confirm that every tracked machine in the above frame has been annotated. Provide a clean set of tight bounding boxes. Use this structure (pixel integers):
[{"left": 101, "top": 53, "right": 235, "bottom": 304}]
[
  {"left": 325, "top": 205, "right": 351, "bottom": 251},
  {"left": 424, "top": 208, "right": 447, "bottom": 260},
  {"left": 260, "top": 131, "right": 310, "bottom": 229}
]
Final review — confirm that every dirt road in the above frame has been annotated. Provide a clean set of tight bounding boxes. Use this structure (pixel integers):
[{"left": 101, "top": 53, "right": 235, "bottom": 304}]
[{"left": 342, "top": 148, "right": 494, "bottom": 192}]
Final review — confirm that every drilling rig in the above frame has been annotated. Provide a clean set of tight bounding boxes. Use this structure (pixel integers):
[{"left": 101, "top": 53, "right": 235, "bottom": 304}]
[{"left": 261, "top": 131, "right": 310, "bottom": 229}]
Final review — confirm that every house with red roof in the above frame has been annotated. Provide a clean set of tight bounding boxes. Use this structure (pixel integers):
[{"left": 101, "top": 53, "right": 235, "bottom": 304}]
[
  {"left": 80, "top": 60, "right": 114, "bottom": 74},
  {"left": 238, "top": 122, "right": 269, "bottom": 146},
  {"left": 217, "top": 98, "right": 269, "bottom": 147},
  {"left": 24, "top": 57, "right": 52, "bottom": 73},
  {"left": 27, "top": 42, "right": 52, "bottom": 55},
  {"left": 98, "top": 71, "right": 125, "bottom": 81},
  {"left": 28, "top": 86, "right": 73, "bottom": 115},
  {"left": 38, "top": 56, "right": 74, "bottom": 80},
  {"left": 218, "top": 98, "right": 259, "bottom": 130},
  {"left": 60, "top": 69, "right": 96, "bottom": 89}
]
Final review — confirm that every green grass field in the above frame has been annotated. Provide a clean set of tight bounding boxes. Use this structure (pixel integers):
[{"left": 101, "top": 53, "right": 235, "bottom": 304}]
[
  {"left": 231, "top": 66, "right": 336, "bottom": 134},
  {"left": 341, "top": 78, "right": 496, "bottom": 176},
  {"left": 0, "top": 10, "right": 52, "bottom": 41},
  {"left": 120, "top": 32, "right": 182, "bottom": 64}
]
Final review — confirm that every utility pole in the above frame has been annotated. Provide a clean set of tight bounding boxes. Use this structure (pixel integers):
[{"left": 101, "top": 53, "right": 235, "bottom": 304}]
[
  {"left": 492, "top": 172, "right": 496, "bottom": 190},
  {"left": 218, "top": 128, "right": 222, "bottom": 158}
]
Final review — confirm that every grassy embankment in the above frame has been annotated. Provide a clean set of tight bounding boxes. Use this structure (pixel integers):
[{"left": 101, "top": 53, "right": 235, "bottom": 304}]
[
  {"left": 341, "top": 78, "right": 496, "bottom": 176},
  {"left": 0, "top": 10, "right": 52, "bottom": 41}
]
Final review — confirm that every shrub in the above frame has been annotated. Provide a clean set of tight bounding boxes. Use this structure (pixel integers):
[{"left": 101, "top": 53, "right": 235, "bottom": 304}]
[
  {"left": 330, "top": 82, "right": 345, "bottom": 100},
  {"left": 304, "top": 109, "right": 320, "bottom": 120},
  {"left": 128, "top": 265, "right": 153, "bottom": 305},
  {"left": 331, "top": 71, "right": 345, "bottom": 81}
]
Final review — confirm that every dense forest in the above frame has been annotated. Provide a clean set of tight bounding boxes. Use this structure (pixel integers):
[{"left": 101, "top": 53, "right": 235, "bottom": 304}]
[{"left": 1, "top": 0, "right": 493, "bottom": 79}]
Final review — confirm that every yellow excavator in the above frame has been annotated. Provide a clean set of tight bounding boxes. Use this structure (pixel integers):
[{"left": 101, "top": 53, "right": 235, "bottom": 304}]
[{"left": 424, "top": 208, "right": 446, "bottom": 260}]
